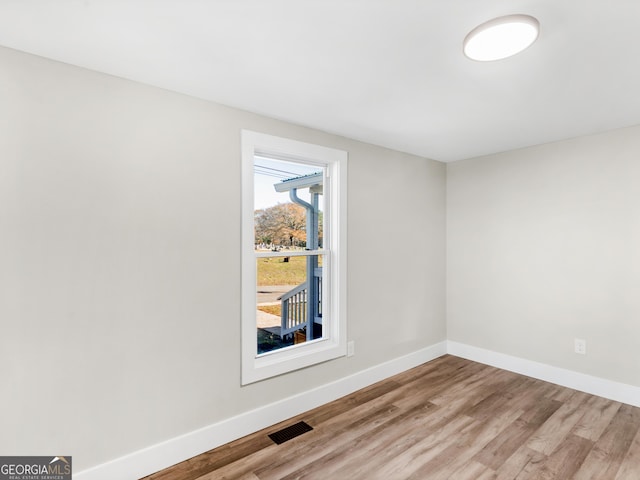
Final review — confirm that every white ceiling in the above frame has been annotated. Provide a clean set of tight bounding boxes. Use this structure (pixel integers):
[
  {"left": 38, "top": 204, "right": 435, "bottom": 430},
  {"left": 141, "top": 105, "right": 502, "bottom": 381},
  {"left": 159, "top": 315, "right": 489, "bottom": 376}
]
[{"left": 1, "top": 0, "right": 639, "bottom": 162}]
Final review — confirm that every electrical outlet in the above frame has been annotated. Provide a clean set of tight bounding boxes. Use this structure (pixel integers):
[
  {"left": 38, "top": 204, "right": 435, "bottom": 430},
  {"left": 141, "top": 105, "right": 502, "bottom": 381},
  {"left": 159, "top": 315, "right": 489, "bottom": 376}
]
[
  {"left": 574, "top": 338, "right": 586, "bottom": 355},
  {"left": 347, "top": 341, "right": 355, "bottom": 357}
]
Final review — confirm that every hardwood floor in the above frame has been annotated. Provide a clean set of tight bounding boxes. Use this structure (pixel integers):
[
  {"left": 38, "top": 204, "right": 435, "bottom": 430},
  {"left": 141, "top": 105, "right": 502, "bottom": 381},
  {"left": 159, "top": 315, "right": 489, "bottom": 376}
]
[{"left": 142, "top": 355, "right": 640, "bottom": 479}]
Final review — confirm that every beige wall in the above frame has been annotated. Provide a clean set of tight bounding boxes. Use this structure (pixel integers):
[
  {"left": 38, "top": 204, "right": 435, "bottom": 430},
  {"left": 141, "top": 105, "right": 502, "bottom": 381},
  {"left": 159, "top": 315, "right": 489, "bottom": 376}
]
[
  {"left": 447, "top": 126, "right": 640, "bottom": 387},
  {"left": 0, "top": 46, "right": 446, "bottom": 471}
]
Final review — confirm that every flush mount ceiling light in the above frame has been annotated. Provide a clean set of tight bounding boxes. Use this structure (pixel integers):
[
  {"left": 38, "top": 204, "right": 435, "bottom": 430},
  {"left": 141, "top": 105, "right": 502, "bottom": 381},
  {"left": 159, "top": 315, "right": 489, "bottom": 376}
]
[{"left": 463, "top": 14, "right": 539, "bottom": 61}]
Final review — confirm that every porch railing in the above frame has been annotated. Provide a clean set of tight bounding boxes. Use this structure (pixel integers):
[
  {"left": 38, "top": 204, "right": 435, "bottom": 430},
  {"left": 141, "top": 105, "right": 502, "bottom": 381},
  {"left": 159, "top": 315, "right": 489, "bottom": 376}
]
[
  {"left": 279, "top": 283, "right": 308, "bottom": 337},
  {"left": 279, "top": 269, "right": 323, "bottom": 338}
]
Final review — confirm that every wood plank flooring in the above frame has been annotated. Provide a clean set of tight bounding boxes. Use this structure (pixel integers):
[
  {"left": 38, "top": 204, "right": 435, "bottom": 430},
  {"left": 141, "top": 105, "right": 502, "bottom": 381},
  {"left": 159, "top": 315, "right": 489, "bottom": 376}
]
[{"left": 142, "top": 355, "right": 640, "bottom": 479}]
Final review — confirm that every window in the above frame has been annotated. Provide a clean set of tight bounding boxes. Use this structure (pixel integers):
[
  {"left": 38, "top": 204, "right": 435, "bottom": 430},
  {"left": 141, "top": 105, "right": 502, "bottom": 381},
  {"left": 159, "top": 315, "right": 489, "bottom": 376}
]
[{"left": 241, "top": 130, "right": 347, "bottom": 384}]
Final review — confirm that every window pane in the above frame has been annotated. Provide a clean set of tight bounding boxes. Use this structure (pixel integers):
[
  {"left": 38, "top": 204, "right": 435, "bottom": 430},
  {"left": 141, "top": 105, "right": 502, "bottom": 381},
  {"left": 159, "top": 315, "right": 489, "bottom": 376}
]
[
  {"left": 254, "top": 156, "right": 324, "bottom": 251},
  {"left": 256, "top": 255, "right": 324, "bottom": 354},
  {"left": 242, "top": 130, "right": 346, "bottom": 385}
]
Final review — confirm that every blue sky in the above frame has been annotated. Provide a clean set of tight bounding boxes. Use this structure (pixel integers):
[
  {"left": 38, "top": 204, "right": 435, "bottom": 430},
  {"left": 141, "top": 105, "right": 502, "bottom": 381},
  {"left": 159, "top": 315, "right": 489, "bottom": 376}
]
[{"left": 254, "top": 156, "right": 323, "bottom": 210}]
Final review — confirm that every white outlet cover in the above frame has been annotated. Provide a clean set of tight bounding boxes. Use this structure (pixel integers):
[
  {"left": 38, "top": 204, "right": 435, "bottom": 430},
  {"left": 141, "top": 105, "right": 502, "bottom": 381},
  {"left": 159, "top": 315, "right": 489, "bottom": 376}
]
[
  {"left": 574, "top": 338, "right": 587, "bottom": 355},
  {"left": 347, "top": 341, "right": 355, "bottom": 357}
]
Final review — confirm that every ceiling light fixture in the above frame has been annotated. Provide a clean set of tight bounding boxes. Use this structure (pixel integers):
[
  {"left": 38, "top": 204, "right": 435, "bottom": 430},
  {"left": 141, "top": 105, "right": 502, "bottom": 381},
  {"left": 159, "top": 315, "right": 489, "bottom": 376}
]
[{"left": 463, "top": 14, "right": 539, "bottom": 61}]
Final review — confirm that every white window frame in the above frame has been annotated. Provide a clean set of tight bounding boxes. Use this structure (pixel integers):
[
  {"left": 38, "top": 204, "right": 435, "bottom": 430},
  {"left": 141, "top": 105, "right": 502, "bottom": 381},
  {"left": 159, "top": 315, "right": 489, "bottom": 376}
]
[{"left": 241, "top": 130, "right": 347, "bottom": 385}]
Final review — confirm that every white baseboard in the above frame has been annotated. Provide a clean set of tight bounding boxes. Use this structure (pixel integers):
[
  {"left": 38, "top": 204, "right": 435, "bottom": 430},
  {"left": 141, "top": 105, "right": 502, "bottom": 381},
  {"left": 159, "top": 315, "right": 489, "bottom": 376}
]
[
  {"left": 75, "top": 340, "right": 640, "bottom": 480},
  {"left": 75, "top": 341, "right": 447, "bottom": 480},
  {"left": 447, "top": 341, "right": 640, "bottom": 408}
]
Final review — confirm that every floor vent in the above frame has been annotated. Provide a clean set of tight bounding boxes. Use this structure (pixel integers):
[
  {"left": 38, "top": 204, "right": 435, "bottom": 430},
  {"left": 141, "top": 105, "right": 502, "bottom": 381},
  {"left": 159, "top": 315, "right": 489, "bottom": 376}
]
[{"left": 268, "top": 421, "right": 313, "bottom": 445}]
